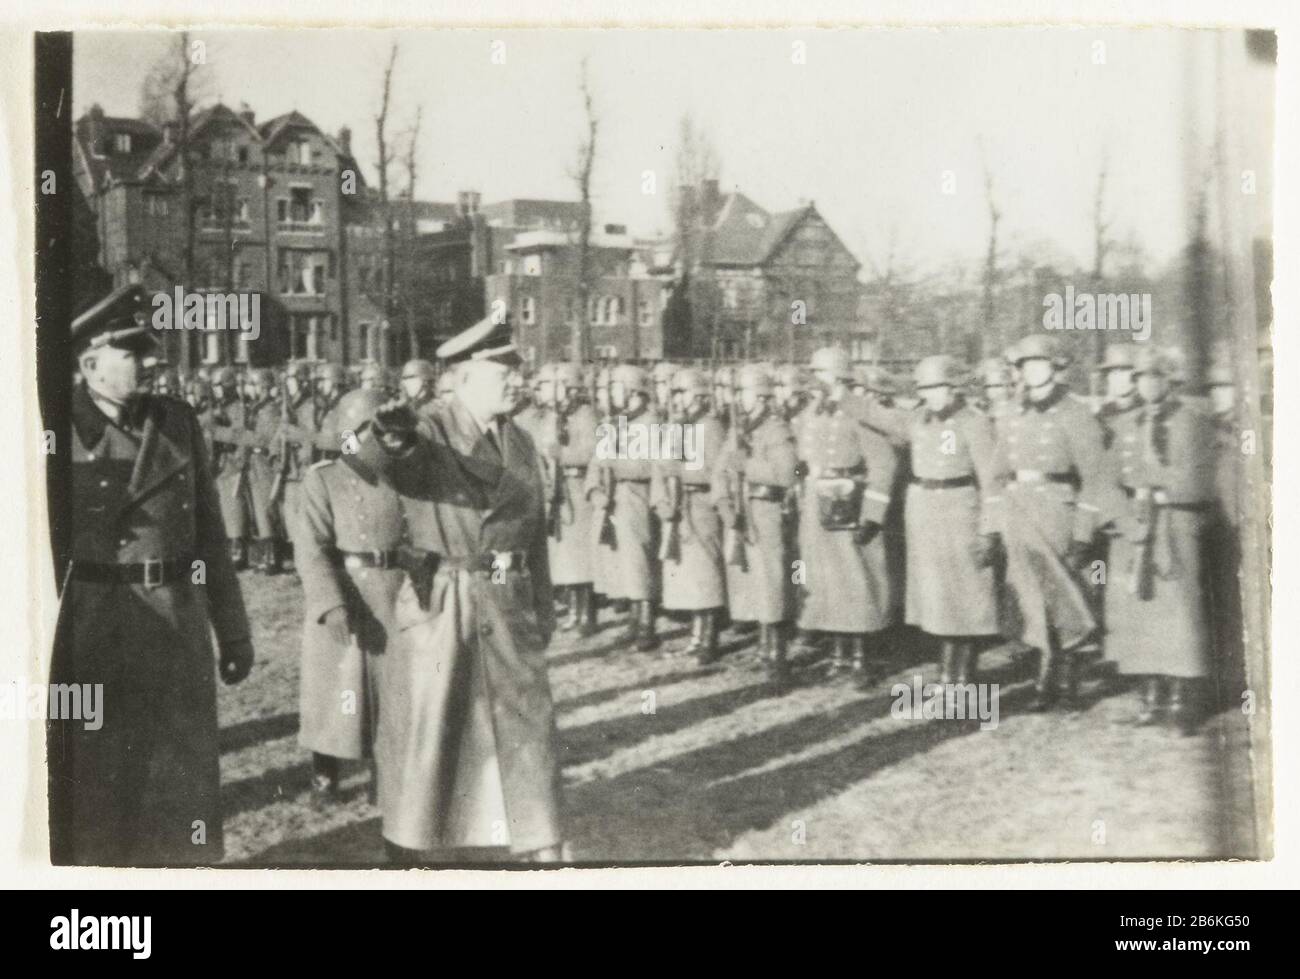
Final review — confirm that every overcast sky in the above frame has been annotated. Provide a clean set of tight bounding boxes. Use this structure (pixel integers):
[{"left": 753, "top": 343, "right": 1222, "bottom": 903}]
[{"left": 72, "top": 27, "right": 1275, "bottom": 277}]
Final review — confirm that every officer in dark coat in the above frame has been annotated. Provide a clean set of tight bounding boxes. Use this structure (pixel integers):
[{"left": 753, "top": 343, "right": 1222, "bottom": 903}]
[{"left": 49, "top": 284, "right": 254, "bottom": 866}]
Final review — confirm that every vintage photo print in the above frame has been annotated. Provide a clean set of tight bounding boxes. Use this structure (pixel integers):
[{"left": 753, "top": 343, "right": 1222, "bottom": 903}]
[{"left": 14, "top": 19, "right": 1276, "bottom": 872}]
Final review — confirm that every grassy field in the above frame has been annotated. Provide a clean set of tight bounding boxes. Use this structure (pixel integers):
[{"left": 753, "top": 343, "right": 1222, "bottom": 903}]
[{"left": 218, "top": 568, "right": 1260, "bottom": 866}]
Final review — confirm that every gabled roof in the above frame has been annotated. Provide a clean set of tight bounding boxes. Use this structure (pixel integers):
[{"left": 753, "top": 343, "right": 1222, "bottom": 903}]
[
  {"left": 74, "top": 112, "right": 163, "bottom": 190},
  {"left": 701, "top": 191, "right": 775, "bottom": 266},
  {"left": 134, "top": 102, "right": 263, "bottom": 179},
  {"left": 258, "top": 110, "right": 319, "bottom": 146}
]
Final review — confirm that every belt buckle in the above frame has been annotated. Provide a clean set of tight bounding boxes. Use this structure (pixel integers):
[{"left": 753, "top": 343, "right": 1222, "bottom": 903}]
[
  {"left": 343, "top": 554, "right": 363, "bottom": 571},
  {"left": 143, "top": 557, "right": 164, "bottom": 589},
  {"left": 373, "top": 549, "right": 390, "bottom": 569}
]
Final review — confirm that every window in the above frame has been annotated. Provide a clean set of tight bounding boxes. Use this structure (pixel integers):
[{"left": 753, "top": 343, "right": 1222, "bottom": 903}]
[
  {"left": 276, "top": 199, "right": 288, "bottom": 223},
  {"left": 278, "top": 250, "right": 329, "bottom": 295},
  {"left": 290, "top": 139, "right": 312, "bottom": 165},
  {"left": 638, "top": 299, "right": 654, "bottom": 327},
  {"left": 521, "top": 296, "right": 537, "bottom": 325},
  {"left": 238, "top": 146, "right": 250, "bottom": 164},
  {"left": 310, "top": 200, "right": 324, "bottom": 225},
  {"left": 203, "top": 331, "right": 221, "bottom": 364},
  {"left": 359, "top": 264, "right": 372, "bottom": 292},
  {"left": 234, "top": 261, "right": 251, "bottom": 289},
  {"left": 146, "top": 194, "right": 169, "bottom": 217},
  {"left": 523, "top": 254, "right": 542, "bottom": 276},
  {"left": 723, "top": 284, "right": 739, "bottom": 310},
  {"left": 113, "top": 133, "right": 131, "bottom": 154},
  {"left": 359, "top": 322, "right": 372, "bottom": 360},
  {"left": 289, "top": 187, "right": 312, "bottom": 223}
]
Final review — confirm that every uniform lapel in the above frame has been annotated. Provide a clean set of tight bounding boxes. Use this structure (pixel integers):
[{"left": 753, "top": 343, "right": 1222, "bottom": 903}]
[
  {"left": 122, "top": 402, "right": 188, "bottom": 513},
  {"left": 447, "top": 396, "right": 504, "bottom": 488}
]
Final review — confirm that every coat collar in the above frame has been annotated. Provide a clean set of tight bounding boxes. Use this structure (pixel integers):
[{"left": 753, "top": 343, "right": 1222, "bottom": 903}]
[
  {"left": 1022, "top": 384, "right": 1068, "bottom": 413},
  {"left": 73, "top": 383, "right": 189, "bottom": 514}
]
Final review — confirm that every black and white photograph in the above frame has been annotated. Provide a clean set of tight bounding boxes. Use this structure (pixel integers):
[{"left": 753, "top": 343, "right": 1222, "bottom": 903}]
[{"left": 5, "top": 10, "right": 1284, "bottom": 880}]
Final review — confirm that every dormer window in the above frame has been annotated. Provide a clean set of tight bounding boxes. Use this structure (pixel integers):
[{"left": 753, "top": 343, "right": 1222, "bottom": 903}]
[{"left": 113, "top": 133, "right": 131, "bottom": 154}]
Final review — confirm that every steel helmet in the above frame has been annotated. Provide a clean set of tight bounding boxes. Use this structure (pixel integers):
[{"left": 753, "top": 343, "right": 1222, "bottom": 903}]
[
  {"left": 736, "top": 363, "right": 774, "bottom": 395},
  {"left": 809, "top": 347, "right": 852, "bottom": 379}
]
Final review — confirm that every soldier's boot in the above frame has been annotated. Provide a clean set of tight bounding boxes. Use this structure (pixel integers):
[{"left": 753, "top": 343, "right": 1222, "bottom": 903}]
[
  {"left": 622, "top": 603, "right": 643, "bottom": 644},
  {"left": 280, "top": 539, "right": 296, "bottom": 574},
  {"left": 1058, "top": 651, "right": 1082, "bottom": 712},
  {"left": 635, "top": 601, "right": 661, "bottom": 653},
  {"left": 228, "top": 537, "right": 248, "bottom": 571},
  {"left": 310, "top": 753, "right": 340, "bottom": 810},
  {"left": 939, "top": 641, "right": 958, "bottom": 685},
  {"left": 790, "top": 629, "right": 820, "bottom": 657},
  {"left": 826, "top": 635, "right": 852, "bottom": 679},
  {"left": 696, "top": 610, "right": 722, "bottom": 667},
  {"left": 576, "top": 586, "right": 599, "bottom": 638},
  {"left": 1135, "top": 676, "right": 1164, "bottom": 725},
  {"left": 383, "top": 839, "right": 426, "bottom": 868},
  {"left": 767, "top": 622, "right": 792, "bottom": 689},
  {"left": 955, "top": 641, "right": 978, "bottom": 685},
  {"left": 264, "top": 538, "right": 284, "bottom": 575},
  {"left": 560, "top": 587, "right": 580, "bottom": 632},
  {"left": 1031, "top": 647, "right": 1060, "bottom": 712},
  {"left": 851, "top": 634, "right": 879, "bottom": 689},
  {"left": 1168, "top": 677, "right": 1202, "bottom": 736},
  {"left": 682, "top": 612, "right": 706, "bottom": 657}
]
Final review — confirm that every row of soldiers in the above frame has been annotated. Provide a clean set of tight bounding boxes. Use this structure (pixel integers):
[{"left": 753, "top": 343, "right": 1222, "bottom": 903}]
[{"left": 505, "top": 335, "right": 1244, "bottom": 735}]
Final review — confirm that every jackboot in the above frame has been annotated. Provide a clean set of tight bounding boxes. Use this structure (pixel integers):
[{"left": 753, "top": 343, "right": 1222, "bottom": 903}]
[
  {"left": 695, "top": 609, "right": 720, "bottom": 665},
  {"left": 1030, "top": 646, "right": 1060, "bottom": 712},
  {"left": 954, "top": 641, "right": 977, "bottom": 685},
  {"left": 1168, "top": 677, "right": 1202, "bottom": 736},
  {"left": 576, "top": 585, "right": 598, "bottom": 637},
  {"left": 826, "top": 634, "right": 852, "bottom": 678},
  {"left": 683, "top": 612, "right": 706, "bottom": 656},
  {"left": 310, "top": 753, "right": 340, "bottom": 811},
  {"left": 850, "top": 634, "right": 878, "bottom": 689},
  {"left": 636, "top": 600, "right": 660, "bottom": 652},
  {"left": 1059, "top": 650, "right": 1082, "bottom": 711},
  {"left": 939, "top": 641, "right": 958, "bottom": 685},
  {"left": 767, "top": 622, "right": 791, "bottom": 688},
  {"left": 264, "top": 538, "right": 284, "bottom": 575},
  {"left": 229, "top": 537, "right": 247, "bottom": 570},
  {"left": 560, "top": 586, "right": 580, "bottom": 631},
  {"left": 1135, "top": 676, "right": 1164, "bottom": 725}
]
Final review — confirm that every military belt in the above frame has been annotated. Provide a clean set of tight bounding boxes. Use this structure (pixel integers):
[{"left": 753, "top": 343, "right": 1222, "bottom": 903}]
[
  {"left": 1011, "top": 469, "right": 1077, "bottom": 488},
  {"left": 683, "top": 482, "right": 712, "bottom": 494},
  {"left": 818, "top": 465, "right": 865, "bottom": 480},
  {"left": 910, "top": 475, "right": 976, "bottom": 490},
  {"left": 72, "top": 556, "right": 191, "bottom": 588},
  {"left": 1120, "top": 486, "right": 1212, "bottom": 511},
  {"left": 746, "top": 483, "right": 787, "bottom": 501},
  {"left": 615, "top": 476, "right": 651, "bottom": 485},
  {"left": 441, "top": 550, "right": 529, "bottom": 573},
  {"left": 333, "top": 549, "right": 403, "bottom": 570}
]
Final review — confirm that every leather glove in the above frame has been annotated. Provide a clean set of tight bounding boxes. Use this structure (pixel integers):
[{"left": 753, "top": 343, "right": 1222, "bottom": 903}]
[
  {"left": 398, "top": 546, "right": 438, "bottom": 611},
  {"left": 1066, "top": 539, "right": 1092, "bottom": 570},
  {"left": 219, "top": 638, "right": 254, "bottom": 685},
  {"left": 853, "top": 520, "right": 882, "bottom": 546},
  {"left": 973, "top": 532, "right": 1002, "bottom": 569},
  {"left": 322, "top": 606, "right": 351, "bottom": 647}
]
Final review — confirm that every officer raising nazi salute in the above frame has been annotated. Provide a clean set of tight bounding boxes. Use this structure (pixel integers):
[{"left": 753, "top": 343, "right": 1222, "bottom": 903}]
[{"left": 50, "top": 284, "right": 253, "bottom": 866}]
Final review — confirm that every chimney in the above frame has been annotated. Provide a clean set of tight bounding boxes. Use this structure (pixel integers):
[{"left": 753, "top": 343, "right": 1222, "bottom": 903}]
[
  {"left": 337, "top": 126, "right": 352, "bottom": 156},
  {"left": 238, "top": 102, "right": 255, "bottom": 126}
]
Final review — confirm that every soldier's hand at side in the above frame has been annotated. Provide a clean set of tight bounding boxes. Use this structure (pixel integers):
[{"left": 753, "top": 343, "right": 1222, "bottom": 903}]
[
  {"left": 219, "top": 638, "right": 254, "bottom": 685},
  {"left": 853, "top": 520, "right": 881, "bottom": 546},
  {"left": 322, "top": 606, "right": 351, "bottom": 647}
]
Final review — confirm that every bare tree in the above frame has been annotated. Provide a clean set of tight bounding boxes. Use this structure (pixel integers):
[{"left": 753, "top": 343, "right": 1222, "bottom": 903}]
[
  {"left": 568, "top": 57, "right": 599, "bottom": 362},
  {"left": 977, "top": 138, "right": 1002, "bottom": 362},
  {"left": 373, "top": 42, "right": 399, "bottom": 366},
  {"left": 139, "top": 31, "right": 206, "bottom": 369},
  {"left": 664, "top": 112, "right": 721, "bottom": 358},
  {"left": 1089, "top": 150, "right": 1113, "bottom": 370},
  {"left": 398, "top": 104, "right": 423, "bottom": 359}
]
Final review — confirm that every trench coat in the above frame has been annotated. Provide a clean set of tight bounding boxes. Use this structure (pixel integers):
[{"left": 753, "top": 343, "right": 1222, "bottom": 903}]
[
  {"left": 653, "top": 414, "right": 728, "bottom": 611},
  {"left": 293, "top": 456, "right": 406, "bottom": 761},
  {"left": 585, "top": 406, "right": 664, "bottom": 602},
  {"left": 713, "top": 411, "right": 799, "bottom": 624},
  {"left": 537, "top": 404, "right": 600, "bottom": 586},
  {"left": 988, "top": 385, "right": 1109, "bottom": 653},
  {"left": 1102, "top": 397, "right": 1216, "bottom": 678},
  {"left": 795, "top": 399, "right": 899, "bottom": 634},
  {"left": 380, "top": 396, "right": 562, "bottom": 854},
  {"left": 245, "top": 397, "right": 282, "bottom": 539},
  {"left": 860, "top": 398, "right": 1000, "bottom": 636},
  {"left": 49, "top": 384, "right": 251, "bottom": 866}
]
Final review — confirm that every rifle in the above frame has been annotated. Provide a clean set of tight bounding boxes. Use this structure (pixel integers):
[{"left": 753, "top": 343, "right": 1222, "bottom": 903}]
[
  {"left": 658, "top": 473, "right": 683, "bottom": 562},
  {"left": 268, "top": 373, "right": 293, "bottom": 509},
  {"left": 1127, "top": 487, "right": 1157, "bottom": 600},
  {"left": 547, "top": 403, "right": 568, "bottom": 539},
  {"left": 597, "top": 363, "right": 617, "bottom": 548}
]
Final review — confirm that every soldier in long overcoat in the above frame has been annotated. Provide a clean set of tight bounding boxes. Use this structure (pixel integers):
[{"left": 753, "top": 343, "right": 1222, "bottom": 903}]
[
  {"left": 294, "top": 389, "right": 405, "bottom": 806},
  {"left": 796, "top": 347, "right": 900, "bottom": 684},
  {"left": 377, "top": 316, "right": 564, "bottom": 863},
  {"left": 49, "top": 284, "right": 254, "bottom": 866},
  {"left": 653, "top": 367, "right": 728, "bottom": 662},
  {"left": 207, "top": 366, "right": 253, "bottom": 569},
  {"left": 273, "top": 359, "right": 318, "bottom": 561},
  {"left": 1101, "top": 348, "right": 1218, "bottom": 733},
  {"left": 990, "top": 334, "right": 1110, "bottom": 710},
  {"left": 713, "top": 364, "right": 799, "bottom": 681},
  {"left": 244, "top": 368, "right": 283, "bottom": 572},
  {"left": 539, "top": 363, "right": 601, "bottom": 634},
  {"left": 586, "top": 363, "right": 664, "bottom": 650},
  {"left": 858, "top": 356, "right": 1002, "bottom": 684}
]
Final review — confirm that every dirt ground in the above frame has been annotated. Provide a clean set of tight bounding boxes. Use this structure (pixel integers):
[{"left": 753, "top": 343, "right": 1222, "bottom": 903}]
[{"left": 218, "top": 569, "right": 1260, "bottom": 867}]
